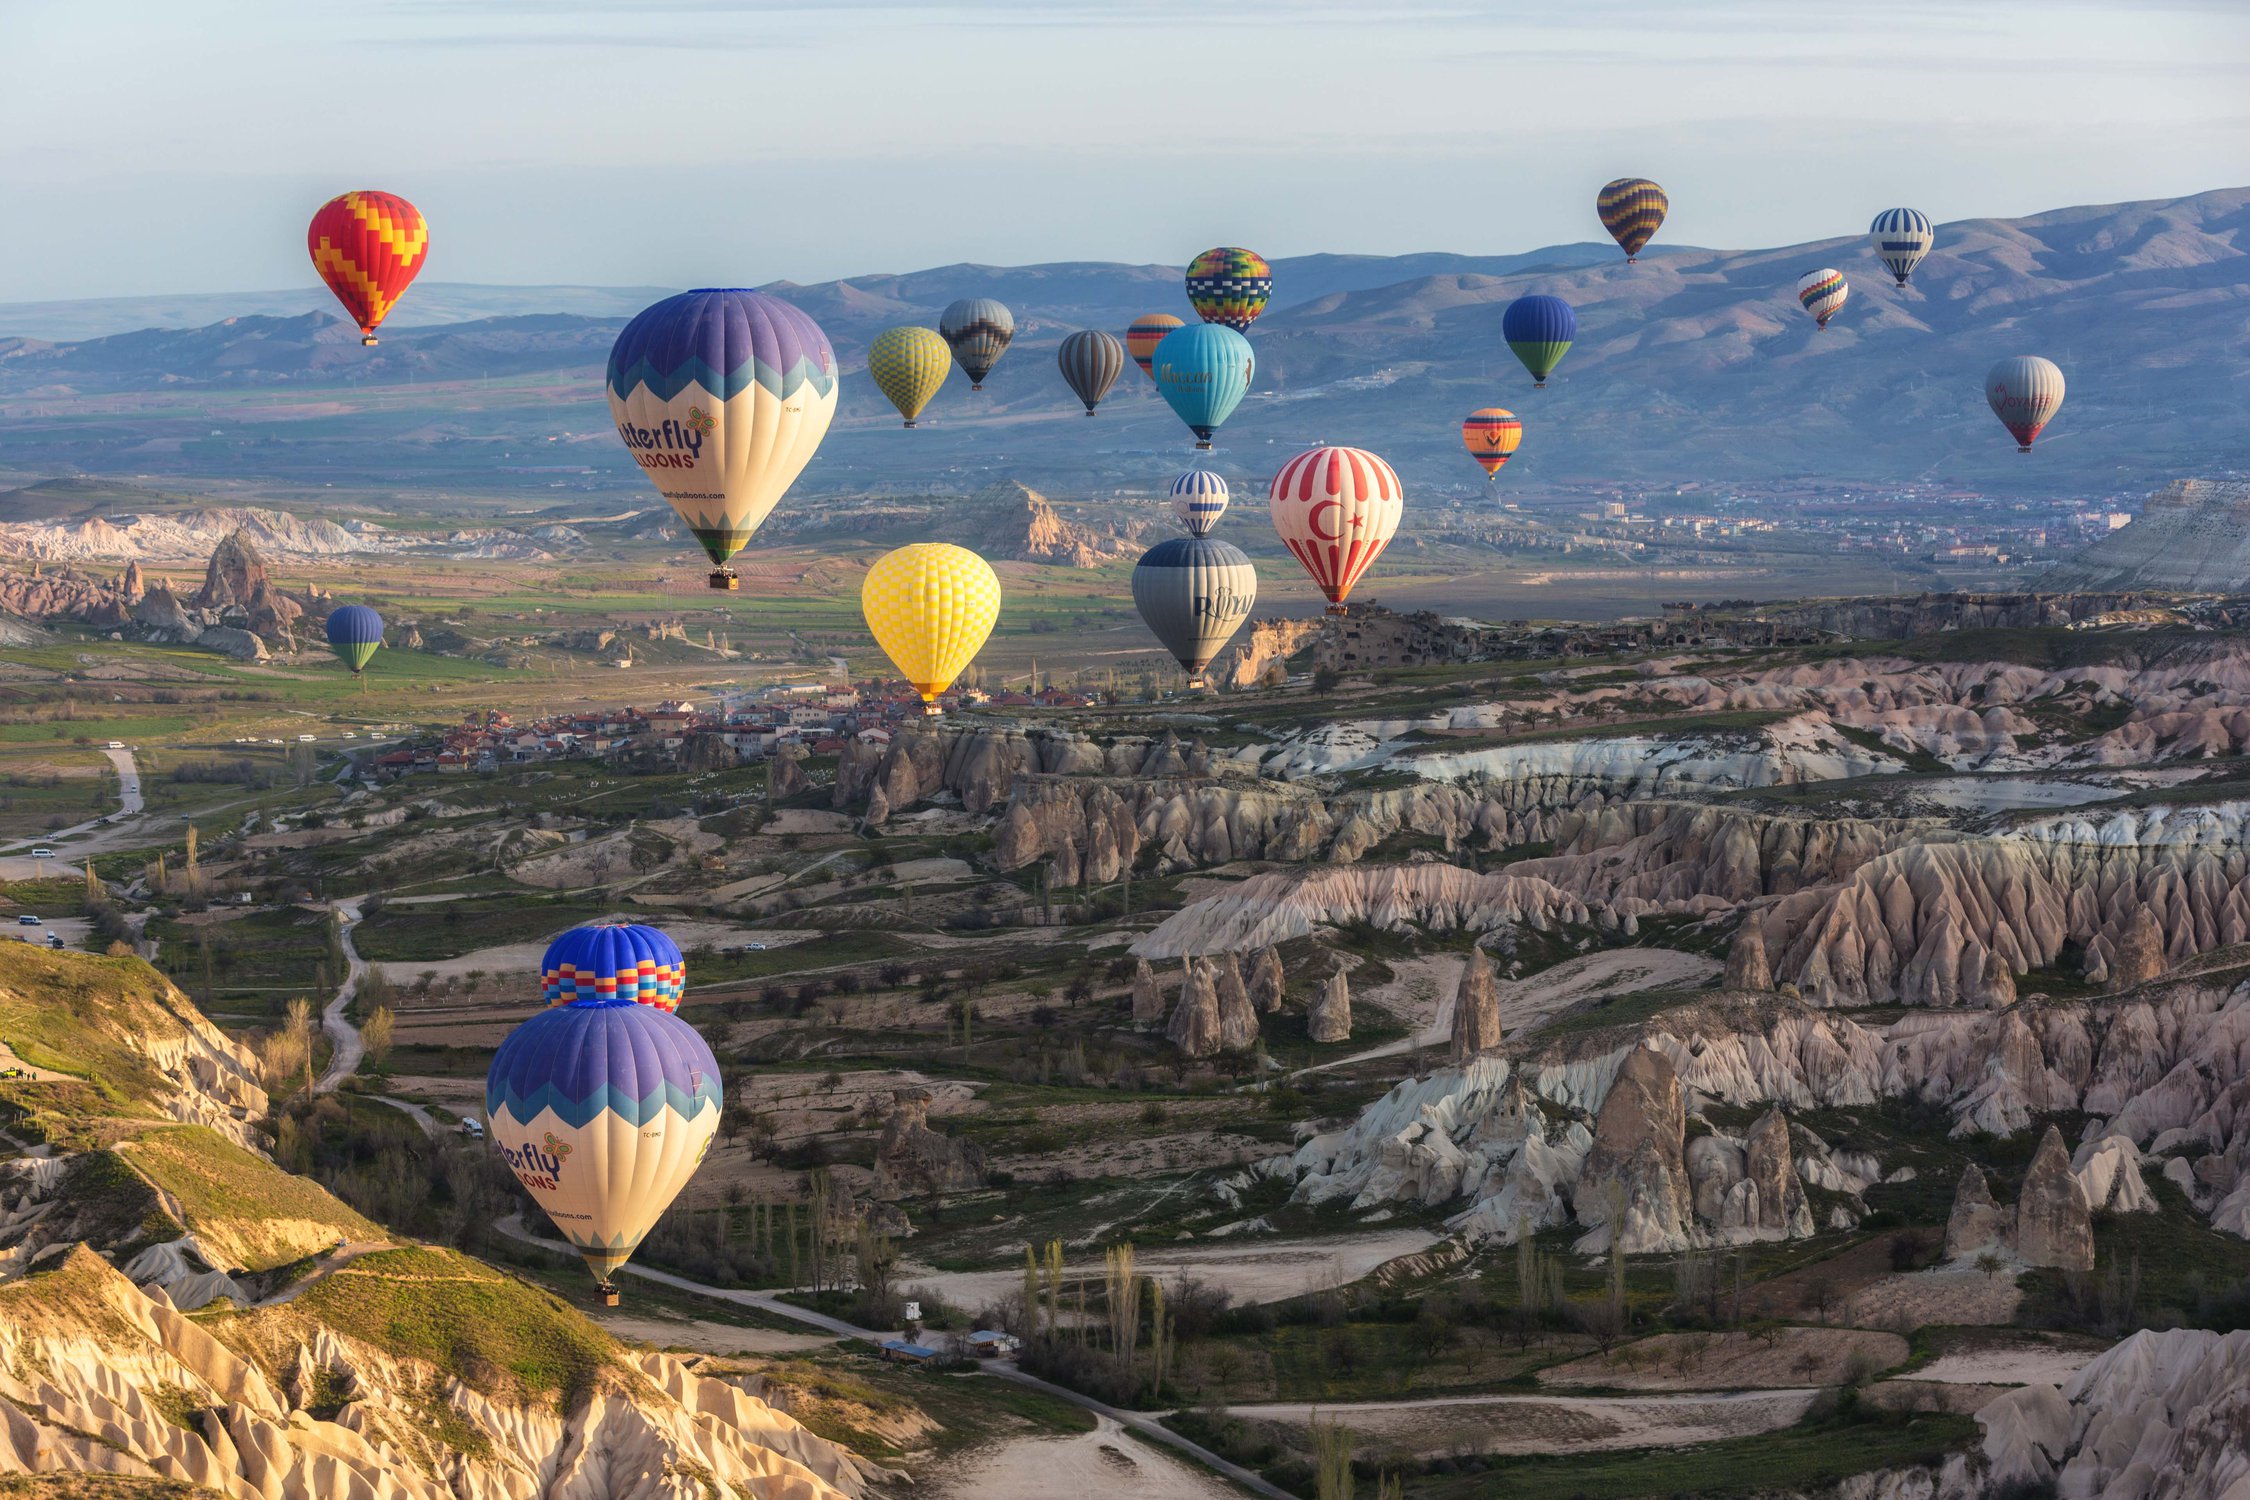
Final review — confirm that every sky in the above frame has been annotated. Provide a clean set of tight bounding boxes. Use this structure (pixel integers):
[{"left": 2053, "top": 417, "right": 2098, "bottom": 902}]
[{"left": 3, "top": 0, "right": 2246, "bottom": 302}]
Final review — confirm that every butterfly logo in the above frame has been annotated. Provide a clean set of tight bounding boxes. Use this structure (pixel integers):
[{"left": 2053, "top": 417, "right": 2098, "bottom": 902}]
[
  {"left": 685, "top": 406, "right": 717, "bottom": 435},
  {"left": 542, "top": 1131, "right": 575, "bottom": 1161}
]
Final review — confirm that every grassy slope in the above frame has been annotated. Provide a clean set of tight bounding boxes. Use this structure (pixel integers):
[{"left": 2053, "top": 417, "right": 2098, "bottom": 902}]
[{"left": 116, "top": 1125, "right": 378, "bottom": 1272}]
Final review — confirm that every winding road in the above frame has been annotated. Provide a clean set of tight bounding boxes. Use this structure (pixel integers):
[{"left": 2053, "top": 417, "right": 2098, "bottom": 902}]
[
  {"left": 0, "top": 746, "right": 147, "bottom": 881},
  {"left": 494, "top": 1218, "right": 1294, "bottom": 1500},
  {"left": 314, "top": 901, "right": 367, "bottom": 1094}
]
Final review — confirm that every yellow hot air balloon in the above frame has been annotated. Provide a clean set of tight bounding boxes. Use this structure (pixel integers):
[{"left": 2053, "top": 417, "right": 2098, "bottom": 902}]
[
  {"left": 862, "top": 544, "right": 1001, "bottom": 713},
  {"left": 868, "top": 326, "right": 952, "bottom": 427}
]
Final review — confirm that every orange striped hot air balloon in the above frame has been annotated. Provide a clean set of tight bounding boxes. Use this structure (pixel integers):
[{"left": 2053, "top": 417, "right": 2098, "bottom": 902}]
[
  {"left": 1461, "top": 408, "right": 1523, "bottom": 480},
  {"left": 1126, "top": 314, "right": 1184, "bottom": 381},
  {"left": 307, "top": 190, "right": 429, "bottom": 346}
]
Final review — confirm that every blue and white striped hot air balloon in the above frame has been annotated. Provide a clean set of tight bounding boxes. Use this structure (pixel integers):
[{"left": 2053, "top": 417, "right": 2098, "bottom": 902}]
[
  {"left": 1868, "top": 208, "right": 1934, "bottom": 287},
  {"left": 1169, "top": 469, "right": 1230, "bottom": 537},
  {"left": 541, "top": 922, "right": 686, "bottom": 1013},
  {"left": 486, "top": 998, "right": 722, "bottom": 1302}
]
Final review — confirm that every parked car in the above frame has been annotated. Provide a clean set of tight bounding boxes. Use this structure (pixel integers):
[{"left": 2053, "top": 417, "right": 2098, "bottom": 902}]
[{"left": 44, "top": 934, "right": 63, "bottom": 949}]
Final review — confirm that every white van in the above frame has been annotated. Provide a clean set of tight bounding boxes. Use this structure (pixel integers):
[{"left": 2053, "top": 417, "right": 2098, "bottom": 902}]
[
  {"left": 106, "top": 741, "right": 125, "bottom": 750},
  {"left": 30, "top": 849, "right": 52, "bottom": 859},
  {"left": 458, "top": 1117, "right": 485, "bottom": 1139}
]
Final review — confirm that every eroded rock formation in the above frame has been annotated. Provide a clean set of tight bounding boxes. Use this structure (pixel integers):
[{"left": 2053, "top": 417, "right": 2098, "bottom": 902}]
[
  {"left": 1167, "top": 959, "right": 1222, "bottom": 1058},
  {"left": 1944, "top": 1165, "right": 2005, "bottom": 1259},
  {"left": 2015, "top": 1125, "right": 2095, "bottom": 1271},
  {"left": 1310, "top": 968, "right": 1352, "bottom": 1043},
  {"left": 1449, "top": 947, "right": 1503, "bottom": 1061},
  {"left": 1213, "top": 953, "right": 1259, "bottom": 1052},
  {"left": 1130, "top": 957, "right": 1164, "bottom": 1027},
  {"left": 872, "top": 1088, "right": 986, "bottom": 1199},
  {"left": 1248, "top": 946, "right": 1286, "bottom": 1014}
]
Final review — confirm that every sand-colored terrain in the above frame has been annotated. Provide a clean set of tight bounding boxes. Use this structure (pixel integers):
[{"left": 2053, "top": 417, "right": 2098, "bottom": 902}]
[
  {"left": 928, "top": 1416, "right": 1237, "bottom": 1499},
  {"left": 1542, "top": 1327, "right": 1908, "bottom": 1391},
  {"left": 1225, "top": 1387, "right": 1819, "bottom": 1459},
  {"left": 902, "top": 1228, "right": 1441, "bottom": 1314}
]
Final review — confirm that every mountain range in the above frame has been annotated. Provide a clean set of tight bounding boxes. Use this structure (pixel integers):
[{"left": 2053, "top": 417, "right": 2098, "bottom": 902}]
[{"left": 0, "top": 188, "right": 2243, "bottom": 501}]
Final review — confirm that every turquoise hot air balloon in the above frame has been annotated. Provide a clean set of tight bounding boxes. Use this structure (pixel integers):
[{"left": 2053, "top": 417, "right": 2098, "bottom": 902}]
[
  {"left": 1152, "top": 324, "right": 1253, "bottom": 451},
  {"left": 486, "top": 994, "right": 722, "bottom": 1305}
]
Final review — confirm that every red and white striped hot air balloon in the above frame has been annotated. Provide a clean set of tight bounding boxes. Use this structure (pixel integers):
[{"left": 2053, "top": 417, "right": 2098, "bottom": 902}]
[{"left": 1267, "top": 445, "right": 1404, "bottom": 615}]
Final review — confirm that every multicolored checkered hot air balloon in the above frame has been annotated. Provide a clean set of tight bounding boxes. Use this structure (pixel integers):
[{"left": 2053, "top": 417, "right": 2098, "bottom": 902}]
[
  {"left": 1185, "top": 247, "right": 1273, "bottom": 332},
  {"left": 1796, "top": 269, "right": 1849, "bottom": 330},
  {"left": 607, "top": 290, "right": 838, "bottom": 589},
  {"left": 862, "top": 544, "right": 1001, "bottom": 713},
  {"left": 307, "top": 190, "right": 429, "bottom": 346},
  {"left": 1126, "top": 314, "right": 1185, "bottom": 381},
  {"left": 1461, "top": 409, "right": 1523, "bottom": 480},
  {"left": 1596, "top": 178, "right": 1669, "bottom": 263},
  {"left": 323, "top": 605, "right": 384, "bottom": 685},
  {"left": 1987, "top": 356, "right": 2066, "bottom": 453},
  {"left": 1269, "top": 445, "right": 1404, "bottom": 615},
  {"left": 541, "top": 923, "right": 686, "bottom": 1013},
  {"left": 1503, "top": 295, "right": 1577, "bottom": 390},
  {"left": 486, "top": 997, "right": 721, "bottom": 1305}
]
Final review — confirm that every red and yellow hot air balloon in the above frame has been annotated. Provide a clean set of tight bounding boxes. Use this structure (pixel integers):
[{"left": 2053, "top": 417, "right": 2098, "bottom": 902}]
[
  {"left": 1268, "top": 445, "right": 1404, "bottom": 615},
  {"left": 1461, "top": 408, "right": 1523, "bottom": 480},
  {"left": 308, "top": 190, "right": 429, "bottom": 346},
  {"left": 1126, "top": 314, "right": 1185, "bottom": 381}
]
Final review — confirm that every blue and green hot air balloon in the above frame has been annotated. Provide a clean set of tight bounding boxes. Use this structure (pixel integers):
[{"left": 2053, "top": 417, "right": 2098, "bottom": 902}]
[
  {"left": 541, "top": 922, "right": 686, "bottom": 1013},
  {"left": 324, "top": 605, "right": 383, "bottom": 686},
  {"left": 486, "top": 997, "right": 722, "bottom": 1304},
  {"left": 1502, "top": 295, "right": 1577, "bottom": 390},
  {"left": 1152, "top": 323, "right": 1254, "bottom": 451}
]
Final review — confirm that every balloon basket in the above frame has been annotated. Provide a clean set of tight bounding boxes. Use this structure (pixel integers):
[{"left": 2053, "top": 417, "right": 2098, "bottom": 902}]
[
  {"left": 1194, "top": 440, "right": 1212, "bottom": 452},
  {"left": 1324, "top": 605, "right": 1349, "bottom": 617},
  {"left": 970, "top": 383, "right": 984, "bottom": 392},
  {"left": 1532, "top": 381, "right": 1547, "bottom": 391},
  {"left": 903, "top": 419, "right": 917, "bottom": 429},
  {"left": 361, "top": 335, "right": 378, "bottom": 347},
  {"left": 599, "top": 1285, "right": 620, "bottom": 1308},
  {"left": 2018, "top": 446, "right": 2033, "bottom": 454},
  {"left": 708, "top": 570, "right": 740, "bottom": 591}
]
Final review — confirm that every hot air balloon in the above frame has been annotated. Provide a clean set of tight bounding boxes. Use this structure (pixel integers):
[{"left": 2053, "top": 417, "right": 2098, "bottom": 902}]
[
  {"left": 1185, "top": 248, "right": 1274, "bottom": 332},
  {"left": 1153, "top": 324, "right": 1253, "bottom": 450},
  {"left": 1133, "top": 537, "right": 1257, "bottom": 690},
  {"left": 307, "top": 190, "right": 428, "bottom": 346},
  {"left": 1502, "top": 296, "right": 1576, "bottom": 389},
  {"left": 1268, "top": 445, "right": 1404, "bottom": 614},
  {"left": 869, "top": 325, "right": 951, "bottom": 427},
  {"left": 1126, "top": 314, "right": 1185, "bottom": 380},
  {"left": 607, "top": 290, "right": 838, "bottom": 590},
  {"left": 541, "top": 923, "right": 686, "bottom": 1014},
  {"left": 1460, "top": 409, "right": 1522, "bottom": 480},
  {"left": 1987, "top": 356, "right": 2065, "bottom": 452},
  {"left": 323, "top": 605, "right": 384, "bottom": 685},
  {"left": 1796, "top": 269, "right": 1849, "bottom": 330},
  {"left": 939, "top": 298, "right": 1014, "bottom": 389},
  {"left": 862, "top": 544, "right": 1001, "bottom": 713},
  {"left": 1596, "top": 178, "right": 1668, "bottom": 262},
  {"left": 1170, "top": 470, "right": 1230, "bottom": 536},
  {"left": 1057, "top": 330, "right": 1125, "bottom": 415},
  {"left": 1869, "top": 208, "right": 1934, "bottom": 286},
  {"left": 486, "top": 997, "right": 721, "bottom": 1305}
]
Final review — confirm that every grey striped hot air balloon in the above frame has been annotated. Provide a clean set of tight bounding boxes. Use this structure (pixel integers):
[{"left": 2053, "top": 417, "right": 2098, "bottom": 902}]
[
  {"left": 939, "top": 297, "right": 1014, "bottom": 389},
  {"left": 1057, "top": 330, "right": 1125, "bottom": 415},
  {"left": 1132, "top": 537, "right": 1256, "bottom": 690}
]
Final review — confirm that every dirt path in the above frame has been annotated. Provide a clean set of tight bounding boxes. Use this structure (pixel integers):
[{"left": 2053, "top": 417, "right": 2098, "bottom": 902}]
[
  {"left": 899, "top": 1228, "right": 1441, "bottom": 1313},
  {"left": 315, "top": 902, "right": 366, "bottom": 1094},
  {"left": 926, "top": 1415, "right": 1237, "bottom": 1499},
  {"left": 1225, "top": 1387, "right": 1820, "bottom": 1459}
]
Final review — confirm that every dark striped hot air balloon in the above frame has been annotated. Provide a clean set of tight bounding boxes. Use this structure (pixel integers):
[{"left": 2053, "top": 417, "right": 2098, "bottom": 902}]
[
  {"left": 324, "top": 605, "right": 384, "bottom": 687},
  {"left": 1132, "top": 537, "right": 1257, "bottom": 689},
  {"left": 1596, "top": 178, "right": 1668, "bottom": 262},
  {"left": 1056, "top": 330, "right": 1125, "bottom": 415},
  {"left": 939, "top": 298, "right": 1014, "bottom": 389},
  {"left": 1869, "top": 208, "right": 1935, "bottom": 286},
  {"left": 1502, "top": 296, "right": 1576, "bottom": 389},
  {"left": 1126, "top": 314, "right": 1184, "bottom": 380},
  {"left": 307, "top": 190, "right": 428, "bottom": 345},
  {"left": 541, "top": 922, "right": 687, "bottom": 1013}
]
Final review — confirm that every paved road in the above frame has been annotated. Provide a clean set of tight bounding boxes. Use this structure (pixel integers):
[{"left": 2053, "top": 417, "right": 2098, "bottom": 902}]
[
  {"left": 0, "top": 746, "right": 148, "bottom": 880},
  {"left": 314, "top": 902, "right": 367, "bottom": 1093},
  {"left": 493, "top": 1218, "right": 1294, "bottom": 1499}
]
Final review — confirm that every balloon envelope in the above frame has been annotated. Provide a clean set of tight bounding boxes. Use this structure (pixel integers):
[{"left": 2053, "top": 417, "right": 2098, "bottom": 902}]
[
  {"left": 1502, "top": 296, "right": 1576, "bottom": 388},
  {"left": 542, "top": 923, "right": 686, "bottom": 1013},
  {"left": 308, "top": 190, "right": 428, "bottom": 345},
  {"left": 862, "top": 544, "right": 1002, "bottom": 707},
  {"left": 607, "top": 290, "right": 838, "bottom": 571},
  {"left": 1185, "top": 247, "right": 1273, "bottom": 332},
  {"left": 1133, "top": 537, "right": 1256, "bottom": 685},
  {"left": 1126, "top": 314, "right": 1185, "bottom": 380},
  {"left": 1152, "top": 324, "right": 1253, "bottom": 450},
  {"left": 1596, "top": 178, "right": 1668, "bottom": 261},
  {"left": 1170, "top": 469, "right": 1230, "bottom": 536},
  {"left": 1987, "top": 356, "right": 2065, "bottom": 451},
  {"left": 1869, "top": 208, "right": 1934, "bottom": 286},
  {"left": 1268, "top": 446, "right": 1404, "bottom": 609},
  {"left": 1057, "top": 330, "right": 1125, "bottom": 414},
  {"left": 1796, "top": 269, "right": 1849, "bottom": 329},
  {"left": 869, "top": 326, "right": 951, "bottom": 426},
  {"left": 939, "top": 298, "right": 1014, "bottom": 388},
  {"left": 1461, "top": 409, "right": 1522, "bottom": 479},
  {"left": 486, "top": 998, "right": 722, "bottom": 1287},
  {"left": 323, "top": 605, "right": 384, "bottom": 674}
]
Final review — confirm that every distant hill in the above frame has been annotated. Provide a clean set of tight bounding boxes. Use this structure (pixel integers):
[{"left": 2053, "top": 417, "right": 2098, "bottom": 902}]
[
  {"left": 2044, "top": 480, "right": 2250, "bottom": 591},
  {"left": 0, "top": 188, "right": 2243, "bottom": 498}
]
